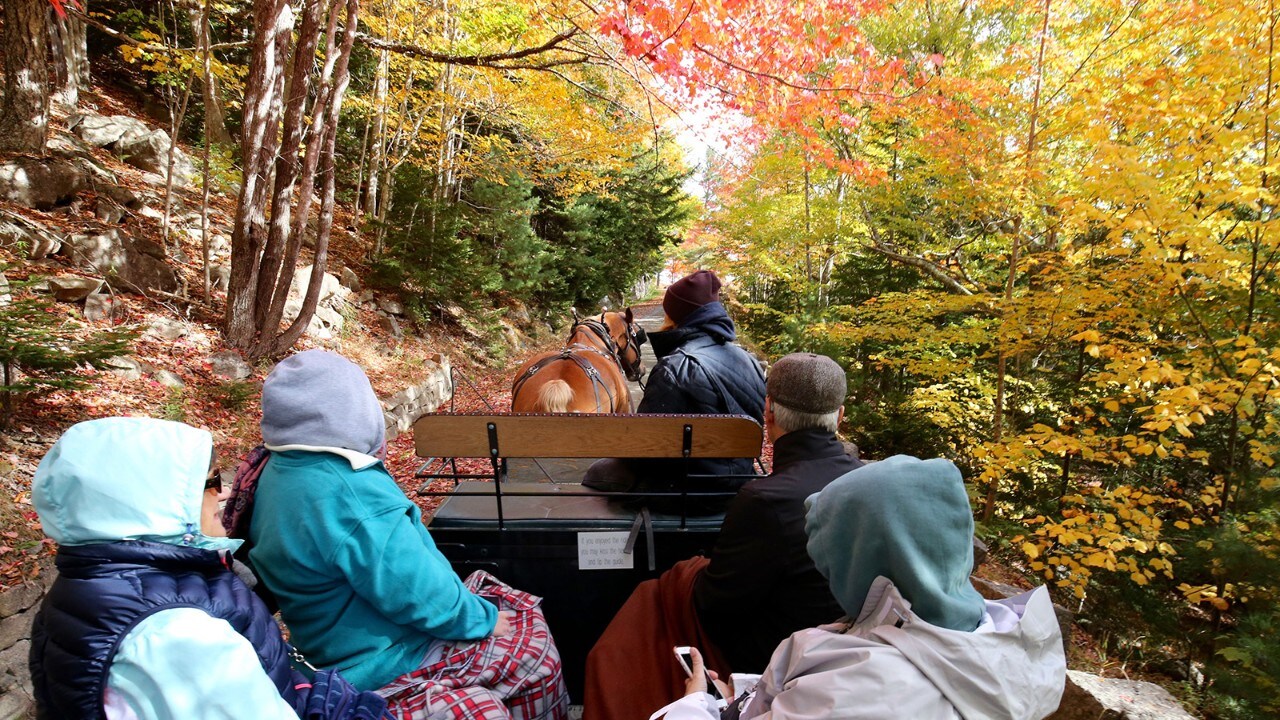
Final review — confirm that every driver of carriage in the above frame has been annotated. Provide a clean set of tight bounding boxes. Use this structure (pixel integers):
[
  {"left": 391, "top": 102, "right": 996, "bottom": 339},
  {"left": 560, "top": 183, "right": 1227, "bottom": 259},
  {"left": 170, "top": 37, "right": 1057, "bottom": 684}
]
[{"left": 583, "top": 269, "right": 766, "bottom": 513}]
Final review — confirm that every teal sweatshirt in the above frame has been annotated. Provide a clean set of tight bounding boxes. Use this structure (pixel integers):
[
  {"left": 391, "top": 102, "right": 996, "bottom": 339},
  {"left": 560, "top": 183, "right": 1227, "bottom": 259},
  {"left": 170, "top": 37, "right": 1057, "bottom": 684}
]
[{"left": 249, "top": 450, "right": 498, "bottom": 690}]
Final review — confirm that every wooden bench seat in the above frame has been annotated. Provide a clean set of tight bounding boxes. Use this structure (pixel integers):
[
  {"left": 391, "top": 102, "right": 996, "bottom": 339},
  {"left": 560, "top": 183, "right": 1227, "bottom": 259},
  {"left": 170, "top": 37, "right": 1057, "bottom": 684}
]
[
  {"left": 412, "top": 412, "right": 763, "bottom": 700},
  {"left": 430, "top": 481, "right": 727, "bottom": 530},
  {"left": 414, "top": 412, "right": 763, "bottom": 460},
  {"left": 415, "top": 412, "right": 763, "bottom": 527}
]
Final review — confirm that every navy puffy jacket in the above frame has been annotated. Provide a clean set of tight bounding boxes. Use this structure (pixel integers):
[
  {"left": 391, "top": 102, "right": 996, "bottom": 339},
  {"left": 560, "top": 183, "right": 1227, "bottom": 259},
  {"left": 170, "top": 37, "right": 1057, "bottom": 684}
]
[
  {"left": 29, "top": 540, "right": 295, "bottom": 719},
  {"left": 629, "top": 302, "right": 766, "bottom": 511}
]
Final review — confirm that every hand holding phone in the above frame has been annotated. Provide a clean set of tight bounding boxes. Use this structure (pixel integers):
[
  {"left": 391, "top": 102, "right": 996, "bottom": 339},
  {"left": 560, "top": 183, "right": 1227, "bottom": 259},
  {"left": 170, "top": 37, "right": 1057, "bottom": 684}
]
[{"left": 675, "top": 646, "right": 728, "bottom": 708}]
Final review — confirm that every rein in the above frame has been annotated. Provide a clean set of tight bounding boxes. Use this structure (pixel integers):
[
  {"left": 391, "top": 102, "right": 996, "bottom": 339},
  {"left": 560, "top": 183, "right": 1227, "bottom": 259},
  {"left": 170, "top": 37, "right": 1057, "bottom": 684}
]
[{"left": 573, "top": 315, "right": 645, "bottom": 383}]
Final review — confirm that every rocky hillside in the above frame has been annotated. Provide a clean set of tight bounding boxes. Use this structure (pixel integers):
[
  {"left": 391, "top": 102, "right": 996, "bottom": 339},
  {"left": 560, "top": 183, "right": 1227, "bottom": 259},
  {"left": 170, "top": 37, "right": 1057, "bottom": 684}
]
[{"left": 0, "top": 86, "right": 551, "bottom": 584}]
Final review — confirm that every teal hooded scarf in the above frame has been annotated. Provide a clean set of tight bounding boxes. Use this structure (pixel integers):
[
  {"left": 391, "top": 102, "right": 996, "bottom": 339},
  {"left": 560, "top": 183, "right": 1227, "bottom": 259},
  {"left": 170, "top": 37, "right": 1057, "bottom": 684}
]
[{"left": 804, "top": 455, "right": 986, "bottom": 632}]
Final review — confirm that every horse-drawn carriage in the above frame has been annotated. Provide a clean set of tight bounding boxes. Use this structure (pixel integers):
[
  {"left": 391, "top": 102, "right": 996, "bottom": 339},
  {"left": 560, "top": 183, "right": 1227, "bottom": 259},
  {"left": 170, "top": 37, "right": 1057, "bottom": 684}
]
[{"left": 413, "top": 308, "right": 764, "bottom": 699}]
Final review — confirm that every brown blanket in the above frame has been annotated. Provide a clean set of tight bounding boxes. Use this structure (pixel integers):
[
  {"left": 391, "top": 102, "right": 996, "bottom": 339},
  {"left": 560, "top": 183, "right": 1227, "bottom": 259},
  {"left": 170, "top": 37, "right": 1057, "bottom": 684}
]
[{"left": 583, "top": 556, "right": 730, "bottom": 720}]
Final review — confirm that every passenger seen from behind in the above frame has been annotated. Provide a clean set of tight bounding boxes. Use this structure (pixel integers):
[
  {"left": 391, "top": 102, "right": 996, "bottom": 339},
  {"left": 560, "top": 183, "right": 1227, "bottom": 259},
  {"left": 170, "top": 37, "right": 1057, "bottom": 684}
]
[
  {"left": 249, "top": 350, "right": 569, "bottom": 719},
  {"left": 692, "top": 352, "right": 863, "bottom": 671},
  {"left": 584, "top": 353, "right": 862, "bottom": 720},
  {"left": 584, "top": 269, "right": 766, "bottom": 512},
  {"left": 28, "top": 418, "right": 318, "bottom": 718},
  {"left": 655, "top": 455, "right": 1067, "bottom": 720}
]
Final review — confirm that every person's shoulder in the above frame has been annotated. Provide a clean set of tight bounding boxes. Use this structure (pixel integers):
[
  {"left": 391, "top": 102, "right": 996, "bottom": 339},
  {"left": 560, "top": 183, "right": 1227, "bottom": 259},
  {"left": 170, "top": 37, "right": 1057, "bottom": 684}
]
[
  {"left": 266, "top": 452, "right": 359, "bottom": 492},
  {"left": 728, "top": 477, "right": 788, "bottom": 512},
  {"left": 269, "top": 453, "right": 403, "bottom": 507},
  {"left": 652, "top": 349, "right": 697, "bottom": 384}
]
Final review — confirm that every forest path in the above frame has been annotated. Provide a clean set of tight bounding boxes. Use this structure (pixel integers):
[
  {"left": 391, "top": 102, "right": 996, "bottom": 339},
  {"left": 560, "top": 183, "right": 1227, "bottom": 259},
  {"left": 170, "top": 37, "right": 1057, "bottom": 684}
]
[{"left": 385, "top": 301, "right": 664, "bottom": 510}]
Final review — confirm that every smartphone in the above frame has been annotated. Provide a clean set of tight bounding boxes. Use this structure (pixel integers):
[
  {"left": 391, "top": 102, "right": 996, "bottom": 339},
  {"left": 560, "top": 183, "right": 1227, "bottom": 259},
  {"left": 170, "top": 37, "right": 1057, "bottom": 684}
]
[{"left": 674, "top": 646, "right": 727, "bottom": 707}]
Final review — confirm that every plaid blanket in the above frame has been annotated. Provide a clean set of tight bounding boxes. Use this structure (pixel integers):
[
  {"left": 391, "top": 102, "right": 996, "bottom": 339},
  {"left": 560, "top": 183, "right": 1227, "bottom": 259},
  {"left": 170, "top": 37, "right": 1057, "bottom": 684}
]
[{"left": 377, "top": 571, "right": 570, "bottom": 720}]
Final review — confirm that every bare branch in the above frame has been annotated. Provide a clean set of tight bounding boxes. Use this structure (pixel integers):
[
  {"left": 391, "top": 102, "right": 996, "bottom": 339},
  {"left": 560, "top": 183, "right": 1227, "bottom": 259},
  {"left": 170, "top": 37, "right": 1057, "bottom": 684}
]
[
  {"left": 68, "top": 6, "right": 247, "bottom": 51},
  {"left": 690, "top": 41, "right": 932, "bottom": 101},
  {"left": 357, "top": 26, "right": 584, "bottom": 69},
  {"left": 861, "top": 204, "right": 976, "bottom": 295},
  {"left": 865, "top": 242, "right": 976, "bottom": 296}
]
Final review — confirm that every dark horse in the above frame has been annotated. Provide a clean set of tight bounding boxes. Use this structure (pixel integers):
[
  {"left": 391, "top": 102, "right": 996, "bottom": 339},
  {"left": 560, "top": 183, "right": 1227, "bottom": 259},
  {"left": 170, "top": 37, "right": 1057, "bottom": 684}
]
[{"left": 511, "top": 310, "right": 647, "bottom": 413}]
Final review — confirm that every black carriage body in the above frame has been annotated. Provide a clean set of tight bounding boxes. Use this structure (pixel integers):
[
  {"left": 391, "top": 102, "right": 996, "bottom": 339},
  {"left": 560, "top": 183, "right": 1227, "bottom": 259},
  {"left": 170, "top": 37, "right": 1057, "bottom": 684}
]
[{"left": 415, "top": 414, "right": 763, "bottom": 701}]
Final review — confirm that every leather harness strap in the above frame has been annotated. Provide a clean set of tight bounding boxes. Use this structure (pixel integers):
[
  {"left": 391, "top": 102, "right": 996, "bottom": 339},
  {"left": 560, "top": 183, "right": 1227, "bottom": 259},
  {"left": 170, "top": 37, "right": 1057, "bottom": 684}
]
[
  {"left": 578, "top": 314, "right": 646, "bottom": 382},
  {"left": 511, "top": 313, "right": 646, "bottom": 412},
  {"left": 511, "top": 346, "right": 619, "bottom": 412}
]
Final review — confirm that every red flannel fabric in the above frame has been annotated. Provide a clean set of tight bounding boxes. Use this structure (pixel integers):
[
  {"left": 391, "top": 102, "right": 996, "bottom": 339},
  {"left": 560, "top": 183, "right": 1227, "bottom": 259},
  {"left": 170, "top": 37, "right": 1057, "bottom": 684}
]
[{"left": 377, "top": 571, "right": 570, "bottom": 720}]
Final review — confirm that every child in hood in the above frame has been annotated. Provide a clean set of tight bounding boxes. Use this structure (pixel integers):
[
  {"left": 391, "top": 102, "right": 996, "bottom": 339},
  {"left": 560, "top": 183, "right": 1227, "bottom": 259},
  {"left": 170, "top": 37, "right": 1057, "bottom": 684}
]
[
  {"left": 28, "top": 418, "right": 305, "bottom": 719},
  {"left": 655, "top": 455, "right": 1067, "bottom": 720}
]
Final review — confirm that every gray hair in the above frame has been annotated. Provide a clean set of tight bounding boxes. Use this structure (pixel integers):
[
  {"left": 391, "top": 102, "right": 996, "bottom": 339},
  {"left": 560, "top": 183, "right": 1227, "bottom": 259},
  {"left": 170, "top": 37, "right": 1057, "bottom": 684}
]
[{"left": 771, "top": 400, "right": 841, "bottom": 434}]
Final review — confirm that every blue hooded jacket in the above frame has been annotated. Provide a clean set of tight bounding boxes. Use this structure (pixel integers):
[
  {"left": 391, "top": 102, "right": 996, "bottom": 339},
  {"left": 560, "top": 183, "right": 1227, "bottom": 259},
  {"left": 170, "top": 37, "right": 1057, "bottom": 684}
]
[
  {"left": 251, "top": 351, "right": 497, "bottom": 691},
  {"left": 29, "top": 417, "right": 301, "bottom": 720}
]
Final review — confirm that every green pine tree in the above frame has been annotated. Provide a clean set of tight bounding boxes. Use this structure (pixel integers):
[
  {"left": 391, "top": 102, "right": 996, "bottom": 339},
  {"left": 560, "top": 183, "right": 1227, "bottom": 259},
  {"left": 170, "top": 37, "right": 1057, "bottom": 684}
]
[{"left": 0, "top": 274, "right": 138, "bottom": 425}]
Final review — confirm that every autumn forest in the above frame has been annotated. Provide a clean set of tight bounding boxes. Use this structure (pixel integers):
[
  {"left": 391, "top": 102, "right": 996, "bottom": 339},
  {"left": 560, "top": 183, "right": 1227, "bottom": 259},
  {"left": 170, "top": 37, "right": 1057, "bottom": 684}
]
[{"left": 1, "top": 0, "right": 1278, "bottom": 716}]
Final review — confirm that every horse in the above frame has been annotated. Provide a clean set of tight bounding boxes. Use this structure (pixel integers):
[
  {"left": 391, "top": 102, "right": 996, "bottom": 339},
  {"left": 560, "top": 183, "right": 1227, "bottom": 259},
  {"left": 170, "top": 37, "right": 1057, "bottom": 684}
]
[{"left": 511, "top": 309, "right": 648, "bottom": 413}]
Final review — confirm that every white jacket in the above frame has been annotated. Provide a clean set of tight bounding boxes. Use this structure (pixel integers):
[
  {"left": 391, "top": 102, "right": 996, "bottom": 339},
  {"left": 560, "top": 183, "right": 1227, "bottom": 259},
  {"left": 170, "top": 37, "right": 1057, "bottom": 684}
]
[{"left": 653, "top": 577, "right": 1065, "bottom": 720}]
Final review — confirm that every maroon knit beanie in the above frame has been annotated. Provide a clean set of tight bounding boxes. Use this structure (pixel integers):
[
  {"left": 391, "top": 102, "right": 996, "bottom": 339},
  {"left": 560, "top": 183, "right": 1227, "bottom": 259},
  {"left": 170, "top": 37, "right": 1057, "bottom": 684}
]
[{"left": 663, "top": 269, "right": 722, "bottom": 326}]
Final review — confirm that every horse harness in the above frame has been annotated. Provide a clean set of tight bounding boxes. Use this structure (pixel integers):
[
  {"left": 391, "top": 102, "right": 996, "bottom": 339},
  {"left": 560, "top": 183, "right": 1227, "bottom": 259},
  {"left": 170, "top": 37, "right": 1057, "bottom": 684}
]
[
  {"left": 574, "top": 315, "right": 647, "bottom": 382},
  {"left": 511, "top": 315, "right": 646, "bottom": 412},
  {"left": 512, "top": 344, "right": 619, "bottom": 412}
]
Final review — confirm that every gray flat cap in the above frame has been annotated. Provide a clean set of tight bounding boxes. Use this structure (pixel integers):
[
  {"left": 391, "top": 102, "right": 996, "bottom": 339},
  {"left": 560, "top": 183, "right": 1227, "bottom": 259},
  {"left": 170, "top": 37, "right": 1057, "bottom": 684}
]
[{"left": 767, "top": 352, "right": 847, "bottom": 414}]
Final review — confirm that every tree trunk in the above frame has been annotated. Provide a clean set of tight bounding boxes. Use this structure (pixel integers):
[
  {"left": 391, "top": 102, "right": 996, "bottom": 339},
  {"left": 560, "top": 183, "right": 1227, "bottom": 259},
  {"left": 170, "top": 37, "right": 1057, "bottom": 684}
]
[
  {"left": 199, "top": 0, "right": 215, "bottom": 301},
  {"left": 0, "top": 0, "right": 51, "bottom": 154},
  {"left": 364, "top": 46, "right": 389, "bottom": 219},
  {"left": 185, "top": 6, "right": 235, "bottom": 147},
  {"left": 49, "top": 0, "right": 88, "bottom": 108},
  {"left": 249, "top": 0, "right": 329, "bottom": 332},
  {"left": 353, "top": 113, "right": 370, "bottom": 220},
  {"left": 984, "top": 0, "right": 1051, "bottom": 522},
  {"left": 225, "top": 0, "right": 360, "bottom": 358},
  {"left": 226, "top": 0, "right": 295, "bottom": 349},
  {"left": 161, "top": 70, "right": 195, "bottom": 250}
]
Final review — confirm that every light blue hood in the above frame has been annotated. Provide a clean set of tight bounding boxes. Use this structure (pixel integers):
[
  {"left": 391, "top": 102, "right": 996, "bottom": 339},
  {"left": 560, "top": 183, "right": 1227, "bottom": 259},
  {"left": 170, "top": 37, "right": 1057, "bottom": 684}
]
[
  {"left": 805, "top": 455, "right": 986, "bottom": 632},
  {"left": 33, "top": 417, "right": 240, "bottom": 553}
]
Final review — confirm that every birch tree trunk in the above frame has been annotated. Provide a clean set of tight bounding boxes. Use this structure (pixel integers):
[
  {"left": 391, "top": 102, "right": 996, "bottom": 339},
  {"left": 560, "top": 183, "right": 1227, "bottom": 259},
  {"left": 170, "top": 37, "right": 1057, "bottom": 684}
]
[
  {"left": 226, "top": 0, "right": 361, "bottom": 358},
  {"left": 49, "top": 0, "right": 88, "bottom": 108},
  {"left": 364, "top": 46, "right": 389, "bottom": 219},
  {"left": 199, "top": 0, "right": 215, "bottom": 301}
]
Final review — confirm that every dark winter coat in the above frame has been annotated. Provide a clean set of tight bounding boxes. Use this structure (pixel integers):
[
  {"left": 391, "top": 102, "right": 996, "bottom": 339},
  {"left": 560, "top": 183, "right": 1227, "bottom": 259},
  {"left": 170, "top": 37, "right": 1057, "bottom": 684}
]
[
  {"left": 629, "top": 302, "right": 766, "bottom": 512},
  {"left": 29, "top": 540, "right": 295, "bottom": 719},
  {"left": 692, "top": 428, "right": 863, "bottom": 671}
]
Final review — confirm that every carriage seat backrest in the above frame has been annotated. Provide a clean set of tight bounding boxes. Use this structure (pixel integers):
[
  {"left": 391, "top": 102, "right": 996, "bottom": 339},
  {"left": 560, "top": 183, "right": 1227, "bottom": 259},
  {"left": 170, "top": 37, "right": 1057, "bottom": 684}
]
[
  {"left": 413, "top": 413, "right": 763, "bottom": 461},
  {"left": 414, "top": 413, "right": 764, "bottom": 702}
]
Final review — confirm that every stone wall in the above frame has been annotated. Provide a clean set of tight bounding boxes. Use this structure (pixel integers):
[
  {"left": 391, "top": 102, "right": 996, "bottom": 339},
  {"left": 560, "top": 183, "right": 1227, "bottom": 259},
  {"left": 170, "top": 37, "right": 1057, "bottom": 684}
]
[
  {"left": 383, "top": 355, "right": 454, "bottom": 439},
  {"left": 0, "top": 561, "right": 57, "bottom": 719}
]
